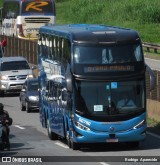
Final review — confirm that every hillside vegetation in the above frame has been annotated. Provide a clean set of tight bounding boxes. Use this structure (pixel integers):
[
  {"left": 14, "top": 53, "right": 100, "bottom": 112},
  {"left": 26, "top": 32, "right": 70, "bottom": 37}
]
[
  {"left": 0, "top": 0, "right": 159, "bottom": 43},
  {"left": 56, "top": 0, "right": 160, "bottom": 43}
]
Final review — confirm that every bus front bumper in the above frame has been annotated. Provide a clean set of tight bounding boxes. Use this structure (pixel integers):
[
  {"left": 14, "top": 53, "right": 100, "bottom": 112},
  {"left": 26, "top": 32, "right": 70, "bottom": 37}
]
[{"left": 71, "top": 124, "right": 146, "bottom": 143}]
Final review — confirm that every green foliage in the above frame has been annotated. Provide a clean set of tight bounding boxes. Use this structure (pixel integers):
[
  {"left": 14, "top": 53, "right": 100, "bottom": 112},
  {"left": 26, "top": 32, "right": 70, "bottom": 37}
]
[
  {"left": 147, "top": 117, "right": 160, "bottom": 129},
  {"left": 56, "top": 0, "right": 160, "bottom": 43},
  {"left": 66, "top": 0, "right": 160, "bottom": 24}
]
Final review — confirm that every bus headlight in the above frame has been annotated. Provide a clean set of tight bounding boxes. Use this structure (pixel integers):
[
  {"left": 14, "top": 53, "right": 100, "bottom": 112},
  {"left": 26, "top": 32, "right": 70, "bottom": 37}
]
[
  {"left": 133, "top": 120, "right": 146, "bottom": 129},
  {"left": 75, "top": 121, "right": 90, "bottom": 131}
]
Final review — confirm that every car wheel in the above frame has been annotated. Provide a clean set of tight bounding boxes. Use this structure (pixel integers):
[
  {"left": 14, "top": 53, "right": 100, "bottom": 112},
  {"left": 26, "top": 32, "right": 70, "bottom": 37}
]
[
  {"left": 0, "top": 91, "right": 4, "bottom": 97},
  {"left": 26, "top": 102, "right": 31, "bottom": 113},
  {"left": 126, "top": 141, "right": 139, "bottom": 148},
  {"left": 20, "top": 101, "right": 26, "bottom": 111},
  {"left": 71, "top": 141, "right": 80, "bottom": 150}
]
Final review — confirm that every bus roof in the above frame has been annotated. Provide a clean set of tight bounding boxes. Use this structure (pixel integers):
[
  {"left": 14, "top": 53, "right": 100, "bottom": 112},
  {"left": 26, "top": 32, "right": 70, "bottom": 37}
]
[{"left": 39, "top": 24, "right": 140, "bottom": 44}]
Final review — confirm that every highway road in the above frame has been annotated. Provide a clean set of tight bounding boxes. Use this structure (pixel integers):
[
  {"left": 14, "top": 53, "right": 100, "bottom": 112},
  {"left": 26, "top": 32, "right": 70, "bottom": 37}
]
[
  {"left": 0, "top": 95, "right": 160, "bottom": 165},
  {"left": 0, "top": 57, "right": 159, "bottom": 165},
  {"left": 145, "top": 58, "right": 160, "bottom": 71}
]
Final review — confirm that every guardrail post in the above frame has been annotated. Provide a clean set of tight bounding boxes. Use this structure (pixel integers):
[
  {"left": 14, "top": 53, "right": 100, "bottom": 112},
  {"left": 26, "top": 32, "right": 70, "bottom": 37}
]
[{"left": 154, "top": 48, "right": 157, "bottom": 53}]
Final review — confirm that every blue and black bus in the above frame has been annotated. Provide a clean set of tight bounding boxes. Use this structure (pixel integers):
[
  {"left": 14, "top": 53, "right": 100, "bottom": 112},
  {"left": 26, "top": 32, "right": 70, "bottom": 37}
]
[{"left": 38, "top": 24, "right": 155, "bottom": 150}]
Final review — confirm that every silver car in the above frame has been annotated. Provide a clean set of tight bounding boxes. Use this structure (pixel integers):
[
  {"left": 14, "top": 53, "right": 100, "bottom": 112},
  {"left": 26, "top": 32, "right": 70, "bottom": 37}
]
[{"left": 0, "top": 56, "right": 34, "bottom": 96}]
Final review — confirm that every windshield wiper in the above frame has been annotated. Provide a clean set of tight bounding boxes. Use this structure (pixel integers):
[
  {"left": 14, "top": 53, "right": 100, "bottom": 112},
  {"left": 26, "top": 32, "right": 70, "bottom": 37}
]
[{"left": 75, "top": 109, "right": 85, "bottom": 115}]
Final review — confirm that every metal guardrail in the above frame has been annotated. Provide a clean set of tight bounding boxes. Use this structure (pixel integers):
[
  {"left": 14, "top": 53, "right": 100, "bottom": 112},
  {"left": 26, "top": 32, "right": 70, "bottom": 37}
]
[{"left": 142, "top": 42, "right": 160, "bottom": 53}]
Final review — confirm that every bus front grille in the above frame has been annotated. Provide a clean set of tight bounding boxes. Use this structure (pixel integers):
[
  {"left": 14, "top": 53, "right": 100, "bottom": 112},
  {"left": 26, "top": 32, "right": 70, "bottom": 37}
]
[{"left": 25, "top": 17, "right": 51, "bottom": 23}]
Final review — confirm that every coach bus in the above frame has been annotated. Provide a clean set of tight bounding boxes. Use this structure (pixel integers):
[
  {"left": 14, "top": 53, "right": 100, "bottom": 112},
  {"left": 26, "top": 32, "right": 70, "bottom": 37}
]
[
  {"left": 1, "top": 0, "right": 55, "bottom": 39},
  {"left": 38, "top": 24, "right": 155, "bottom": 150}
]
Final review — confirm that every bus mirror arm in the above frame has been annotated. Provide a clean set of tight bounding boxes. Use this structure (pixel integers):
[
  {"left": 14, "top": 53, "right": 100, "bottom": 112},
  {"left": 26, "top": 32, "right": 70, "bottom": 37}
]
[{"left": 145, "top": 64, "right": 156, "bottom": 91}]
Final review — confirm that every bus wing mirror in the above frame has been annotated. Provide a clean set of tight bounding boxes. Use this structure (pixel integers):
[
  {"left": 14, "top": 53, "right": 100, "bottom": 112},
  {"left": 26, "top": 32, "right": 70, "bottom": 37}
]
[
  {"left": 66, "top": 74, "right": 72, "bottom": 93},
  {"left": 145, "top": 64, "right": 156, "bottom": 91},
  {"left": 65, "top": 65, "right": 72, "bottom": 93}
]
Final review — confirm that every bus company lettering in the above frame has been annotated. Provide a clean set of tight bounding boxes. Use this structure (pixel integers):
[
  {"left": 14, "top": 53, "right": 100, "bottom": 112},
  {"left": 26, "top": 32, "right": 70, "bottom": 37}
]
[
  {"left": 79, "top": 118, "right": 91, "bottom": 126},
  {"left": 26, "top": 2, "right": 49, "bottom": 12},
  {"left": 24, "top": 28, "right": 39, "bottom": 33},
  {"left": 84, "top": 65, "right": 134, "bottom": 73}
]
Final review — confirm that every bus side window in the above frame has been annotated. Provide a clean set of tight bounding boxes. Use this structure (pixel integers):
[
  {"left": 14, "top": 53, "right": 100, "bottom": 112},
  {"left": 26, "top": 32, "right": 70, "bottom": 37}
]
[
  {"left": 53, "top": 37, "right": 57, "bottom": 60},
  {"left": 46, "top": 80, "right": 49, "bottom": 96},
  {"left": 52, "top": 83, "right": 58, "bottom": 100},
  {"left": 63, "top": 39, "right": 71, "bottom": 68},
  {"left": 46, "top": 36, "right": 51, "bottom": 59},
  {"left": 41, "top": 35, "right": 46, "bottom": 58},
  {"left": 62, "top": 88, "right": 67, "bottom": 101},
  {"left": 57, "top": 84, "right": 62, "bottom": 100},
  {"left": 48, "top": 39, "right": 52, "bottom": 60}
]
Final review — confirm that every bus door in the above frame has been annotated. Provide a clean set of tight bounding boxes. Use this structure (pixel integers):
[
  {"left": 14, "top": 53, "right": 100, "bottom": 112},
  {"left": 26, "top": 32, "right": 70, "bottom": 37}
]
[{"left": 46, "top": 79, "right": 63, "bottom": 136}]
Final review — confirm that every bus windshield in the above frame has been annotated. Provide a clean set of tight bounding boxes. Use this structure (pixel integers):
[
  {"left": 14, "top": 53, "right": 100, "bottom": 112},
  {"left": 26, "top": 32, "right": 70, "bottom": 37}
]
[
  {"left": 21, "top": 0, "right": 54, "bottom": 15},
  {"left": 74, "top": 44, "right": 143, "bottom": 64},
  {"left": 74, "top": 79, "right": 144, "bottom": 120},
  {"left": 3, "top": 2, "right": 19, "bottom": 18}
]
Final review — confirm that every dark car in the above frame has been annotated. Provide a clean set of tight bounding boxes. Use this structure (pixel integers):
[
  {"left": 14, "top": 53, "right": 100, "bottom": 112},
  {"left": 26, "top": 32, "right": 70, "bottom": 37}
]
[{"left": 19, "top": 78, "right": 39, "bottom": 113}]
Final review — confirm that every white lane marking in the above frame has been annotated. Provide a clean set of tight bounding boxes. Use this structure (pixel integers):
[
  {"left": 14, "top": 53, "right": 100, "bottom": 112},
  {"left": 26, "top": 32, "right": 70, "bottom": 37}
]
[
  {"left": 99, "top": 162, "right": 110, "bottom": 165},
  {"left": 14, "top": 125, "right": 25, "bottom": 130},
  {"left": 147, "top": 131, "right": 160, "bottom": 139},
  {"left": 55, "top": 142, "right": 69, "bottom": 149}
]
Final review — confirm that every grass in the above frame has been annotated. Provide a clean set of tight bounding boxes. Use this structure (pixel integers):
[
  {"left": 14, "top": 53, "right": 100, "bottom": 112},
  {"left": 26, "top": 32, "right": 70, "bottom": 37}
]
[
  {"left": 55, "top": 0, "right": 160, "bottom": 44},
  {"left": 147, "top": 117, "right": 160, "bottom": 129}
]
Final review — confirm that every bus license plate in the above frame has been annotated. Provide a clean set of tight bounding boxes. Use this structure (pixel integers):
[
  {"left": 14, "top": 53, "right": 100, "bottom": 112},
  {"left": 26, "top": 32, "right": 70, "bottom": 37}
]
[{"left": 106, "top": 138, "right": 118, "bottom": 143}]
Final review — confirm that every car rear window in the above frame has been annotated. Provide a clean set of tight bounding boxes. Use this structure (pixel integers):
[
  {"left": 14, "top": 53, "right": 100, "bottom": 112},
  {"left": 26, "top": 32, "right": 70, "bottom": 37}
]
[
  {"left": 28, "top": 82, "right": 38, "bottom": 91},
  {"left": 1, "top": 61, "right": 30, "bottom": 71}
]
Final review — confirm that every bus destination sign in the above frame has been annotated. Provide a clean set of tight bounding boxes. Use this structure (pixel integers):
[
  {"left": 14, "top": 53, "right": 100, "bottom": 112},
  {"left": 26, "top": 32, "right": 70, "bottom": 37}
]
[{"left": 84, "top": 65, "right": 134, "bottom": 73}]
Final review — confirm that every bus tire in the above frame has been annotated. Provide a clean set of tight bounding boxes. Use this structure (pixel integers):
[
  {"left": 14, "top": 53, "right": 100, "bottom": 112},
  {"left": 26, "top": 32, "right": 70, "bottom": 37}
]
[
  {"left": 63, "top": 118, "right": 66, "bottom": 140},
  {"left": 126, "top": 141, "right": 139, "bottom": 148},
  {"left": 71, "top": 141, "right": 80, "bottom": 150},
  {"left": 47, "top": 119, "right": 58, "bottom": 140}
]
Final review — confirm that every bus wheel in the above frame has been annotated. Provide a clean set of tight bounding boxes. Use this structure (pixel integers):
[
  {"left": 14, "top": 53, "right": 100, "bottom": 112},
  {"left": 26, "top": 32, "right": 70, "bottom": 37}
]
[
  {"left": 71, "top": 141, "right": 80, "bottom": 150},
  {"left": 47, "top": 119, "right": 58, "bottom": 140},
  {"left": 126, "top": 141, "right": 139, "bottom": 148}
]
